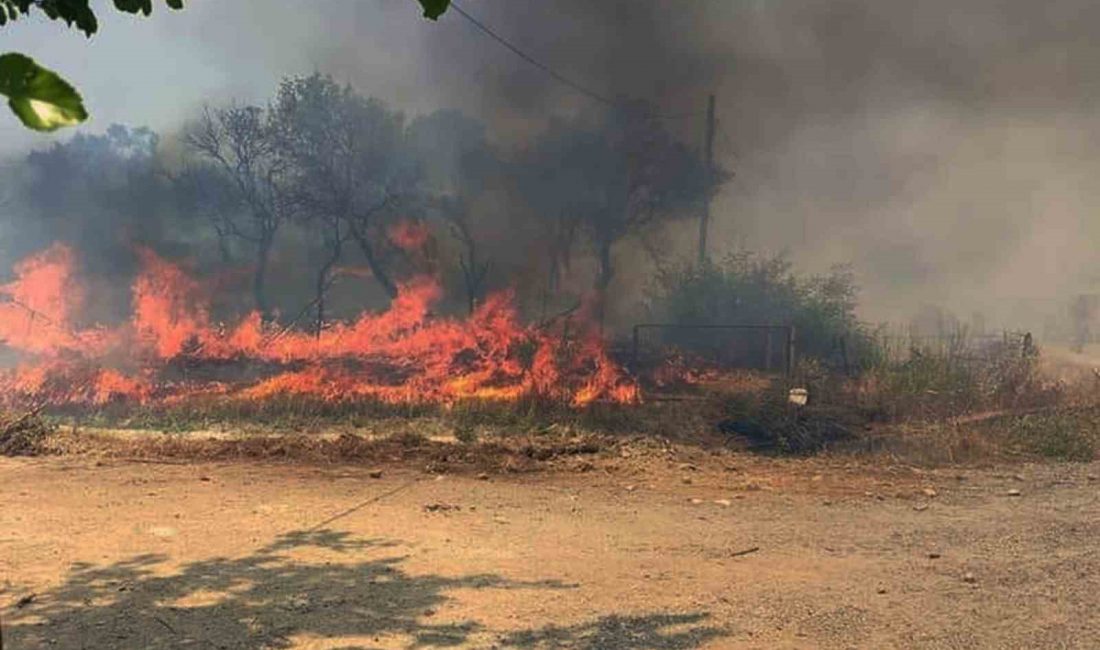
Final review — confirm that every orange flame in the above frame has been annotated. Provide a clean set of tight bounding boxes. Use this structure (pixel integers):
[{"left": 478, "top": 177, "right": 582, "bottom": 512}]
[
  {"left": 132, "top": 246, "right": 210, "bottom": 359},
  {"left": 0, "top": 244, "right": 83, "bottom": 355},
  {"left": 0, "top": 244, "right": 639, "bottom": 409},
  {"left": 388, "top": 220, "right": 431, "bottom": 252}
]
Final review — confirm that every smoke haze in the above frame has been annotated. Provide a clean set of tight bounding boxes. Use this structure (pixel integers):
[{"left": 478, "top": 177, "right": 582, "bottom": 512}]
[{"left": 4, "top": 0, "right": 1100, "bottom": 332}]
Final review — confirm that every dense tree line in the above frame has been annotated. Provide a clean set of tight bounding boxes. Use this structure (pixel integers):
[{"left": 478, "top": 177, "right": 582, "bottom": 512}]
[{"left": 1, "top": 73, "right": 720, "bottom": 331}]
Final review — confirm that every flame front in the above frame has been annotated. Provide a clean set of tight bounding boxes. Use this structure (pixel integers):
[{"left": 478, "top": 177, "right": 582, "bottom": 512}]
[{"left": 0, "top": 244, "right": 638, "bottom": 409}]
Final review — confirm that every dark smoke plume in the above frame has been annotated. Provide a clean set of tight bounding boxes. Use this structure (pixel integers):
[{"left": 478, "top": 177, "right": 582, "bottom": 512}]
[{"left": 5, "top": 0, "right": 1100, "bottom": 332}]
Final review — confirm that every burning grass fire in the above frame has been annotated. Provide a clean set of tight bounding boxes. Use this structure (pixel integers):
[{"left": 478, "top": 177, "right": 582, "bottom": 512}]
[{"left": 0, "top": 243, "right": 639, "bottom": 409}]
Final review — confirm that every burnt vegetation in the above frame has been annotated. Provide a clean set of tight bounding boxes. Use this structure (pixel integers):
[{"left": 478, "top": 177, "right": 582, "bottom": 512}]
[{"left": 0, "top": 71, "right": 1095, "bottom": 466}]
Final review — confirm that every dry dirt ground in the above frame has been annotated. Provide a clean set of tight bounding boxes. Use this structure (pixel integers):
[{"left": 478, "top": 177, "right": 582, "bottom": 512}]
[{"left": 2, "top": 451, "right": 1099, "bottom": 649}]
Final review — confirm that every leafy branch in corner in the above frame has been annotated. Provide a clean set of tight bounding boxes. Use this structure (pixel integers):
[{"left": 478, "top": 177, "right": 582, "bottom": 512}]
[
  {"left": 0, "top": 0, "right": 184, "bottom": 130},
  {"left": 417, "top": 0, "right": 451, "bottom": 20},
  {"left": 0, "top": 1, "right": 450, "bottom": 132}
]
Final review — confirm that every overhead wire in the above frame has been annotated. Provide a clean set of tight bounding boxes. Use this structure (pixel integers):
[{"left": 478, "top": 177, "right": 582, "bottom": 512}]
[
  {"left": 447, "top": 0, "right": 705, "bottom": 121},
  {"left": 448, "top": 0, "right": 616, "bottom": 107}
]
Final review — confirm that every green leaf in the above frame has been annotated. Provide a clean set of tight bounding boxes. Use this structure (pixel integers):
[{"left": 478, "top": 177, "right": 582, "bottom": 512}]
[
  {"left": 417, "top": 0, "right": 450, "bottom": 20},
  {"left": 111, "top": 0, "right": 183, "bottom": 16},
  {"left": 0, "top": 53, "right": 87, "bottom": 131},
  {"left": 113, "top": 0, "right": 154, "bottom": 16},
  {"left": 38, "top": 0, "right": 99, "bottom": 36}
]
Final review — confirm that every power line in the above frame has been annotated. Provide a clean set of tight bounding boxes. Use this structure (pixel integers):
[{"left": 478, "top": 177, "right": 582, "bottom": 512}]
[
  {"left": 448, "top": 1, "right": 704, "bottom": 120},
  {"left": 448, "top": 1, "right": 615, "bottom": 106}
]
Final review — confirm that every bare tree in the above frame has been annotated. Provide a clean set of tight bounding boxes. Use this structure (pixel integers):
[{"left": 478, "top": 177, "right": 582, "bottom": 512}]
[
  {"left": 184, "top": 106, "right": 291, "bottom": 320},
  {"left": 521, "top": 107, "right": 723, "bottom": 325},
  {"left": 407, "top": 110, "right": 497, "bottom": 314},
  {"left": 270, "top": 74, "right": 415, "bottom": 308},
  {"left": 514, "top": 127, "right": 587, "bottom": 308},
  {"left": 172, "top": 163, "right": 238, "bottom": 265},
  {"left": 431, "top": 196, "right": 489, "bottom": 314},
  {"left": 311, "top": 212, "right": 351, "bottom": 336}
]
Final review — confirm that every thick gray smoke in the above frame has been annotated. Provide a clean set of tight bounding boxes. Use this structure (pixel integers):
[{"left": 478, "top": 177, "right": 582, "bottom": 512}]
[{"left": 5, "top": 0, "right": 1100, "bottom": 333}]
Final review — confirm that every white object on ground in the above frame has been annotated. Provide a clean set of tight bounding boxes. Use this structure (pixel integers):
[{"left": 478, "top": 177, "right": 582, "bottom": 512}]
[{"left": 788, "top": 388, "right": 809, "bottom": 406}]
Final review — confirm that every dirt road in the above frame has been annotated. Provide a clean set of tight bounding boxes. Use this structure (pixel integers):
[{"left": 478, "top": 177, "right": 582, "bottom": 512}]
[{"left": 2, "top": 454, "right": 1098, "bottom": 649}]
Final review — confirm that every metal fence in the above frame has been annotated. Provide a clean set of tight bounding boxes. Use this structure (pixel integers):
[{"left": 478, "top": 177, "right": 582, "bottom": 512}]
[
  {"left": 866, "top": 330, "right": 1033, "bottom": 364},
  {"left": 630, "top": 323, "right": 797, "bottom": 377}
]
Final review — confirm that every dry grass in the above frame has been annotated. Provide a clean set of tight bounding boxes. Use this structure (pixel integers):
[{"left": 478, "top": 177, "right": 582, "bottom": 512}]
[
  {"left": 837, "top": 421, "right": 1012, "bottom": 466},
  {"left": 40, "top": 391, "right": 729, "bottom": 450},
  {"left": 714, "top": 336, "right": 1100, "bottom": 464},
  {"left": 833, "top": 349, "right": 1047, "bottom": 421},
  {"left": 9, "top": 333, "right": 1099, "bottom": 468},
  {"left": 0, "top": 408, "right": 55, "bottom": 456},
  {"left": 29, "top": 425, "right": 631, "bottom": 476},
  {"left": 970, "top": 406, "right": 1100, "bottom": 462}
]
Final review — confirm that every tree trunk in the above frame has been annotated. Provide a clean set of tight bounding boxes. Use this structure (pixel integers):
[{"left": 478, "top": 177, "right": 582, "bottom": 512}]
[
  {"left": 453, "top": 214, "right": 481, "bottom": 315},
  {"left": 314, "top": 263, "right": 331, "bottom": 339},
  {"left": 216, "top": 233, "right": 233, "bottom": 265},
  {"left": 315, "top": 276, "right": 326, "bottom": 338},
  {"left": 459, "top": 241, "right": 486, "bottom": 316},
  {"left": 314, "top": 236, "right": 343, "bottom": 338},
  {"left": 253, "top": 237, "right": 273, "bottom": 322},
  {"left": 547, "top": 255, "right": 560, "bottom": 295},
  {"left": 595, "top": 239, "right": 614, "bottom": 331},
  {"left": 349, "top": 223, "right": 398, "bottom": 300},
  {"left": 461, "top": 258, "right": 476, "bottom": 316}
]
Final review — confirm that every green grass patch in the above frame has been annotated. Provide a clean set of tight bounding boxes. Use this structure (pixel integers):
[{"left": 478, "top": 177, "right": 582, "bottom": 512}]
[{"left": 977, "top": 408, "right": 1100, "bottom": 462}]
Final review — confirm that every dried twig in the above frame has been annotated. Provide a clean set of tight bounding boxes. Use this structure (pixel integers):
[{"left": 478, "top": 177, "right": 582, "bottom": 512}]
[
  {"left": 537, "top": 301, "right": 581, "bottom": 330},
  {"left": 153, "top": 616, "right": 176, "bottom": 634},
  {"left": 262, "top": 275, "right": 341, "bottom": 346},
  {"left": 730, "top": 546, "right": 761, "bottom": 558}
]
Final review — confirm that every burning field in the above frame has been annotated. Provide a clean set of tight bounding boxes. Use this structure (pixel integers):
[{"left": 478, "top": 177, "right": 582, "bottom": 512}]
[{"left": 0, "top": 242, "right": 639, "bottom": 412}]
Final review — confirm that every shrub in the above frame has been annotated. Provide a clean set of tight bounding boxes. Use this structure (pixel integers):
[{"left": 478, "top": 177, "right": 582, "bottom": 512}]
[
  {"left": 0, "top": 410, "right": 54, "bottom": 456},
  {"left": 983, "top": 408, "right": 1099, "bottom": 461},
  {"left": 452, "top": 422, "right": 480, "bottom": 444},
  {"left": 644, "top": 252, "right": 871, "bottom": 366},
  {"left": 846, "top": 330, "right": 1047, "bottom": 421},
  {"left": 717, "top": 386, "right": 856, "bottom": 455}
]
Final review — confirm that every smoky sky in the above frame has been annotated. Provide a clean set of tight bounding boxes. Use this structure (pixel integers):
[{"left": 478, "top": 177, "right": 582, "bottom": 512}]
[{"left": 4, "top": 0, "right": 1100, "bottom": 330}]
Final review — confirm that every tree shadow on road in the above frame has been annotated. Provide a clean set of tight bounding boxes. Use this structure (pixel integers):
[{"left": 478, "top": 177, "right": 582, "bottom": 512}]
[
  {"left": 501, "top": 612, "right": 725, "bottom": 649},
  {"left": 4, "top": 528, "right": 723, "bottom": 649},
  {"left": 5, "top": 528, "right": 563, "bottom": 648}
]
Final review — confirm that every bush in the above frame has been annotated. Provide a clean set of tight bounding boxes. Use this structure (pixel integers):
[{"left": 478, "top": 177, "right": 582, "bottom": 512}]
[
  {"left": 0, "top": 410, "right": 54, "bottom": 456},
  {"left": 982, "top": 408, "right": 1099, "bottom": 461},
  {"left": 644, "top": 252, "right": 871, "bottom": 366},
  {"left": 717, "top": 386, "right": 856, "bottom": 455},
  {"left": 452, "top": 422, "right": 480, "bottom": 444},
  {"left": 846, "top": 331, "right": 1047, "bottom": 421}
]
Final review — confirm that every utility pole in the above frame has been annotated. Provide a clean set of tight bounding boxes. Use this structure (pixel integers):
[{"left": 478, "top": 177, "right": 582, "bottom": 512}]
[{"left": 697, "top": 94, "right": 716, "bottom": 267}]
